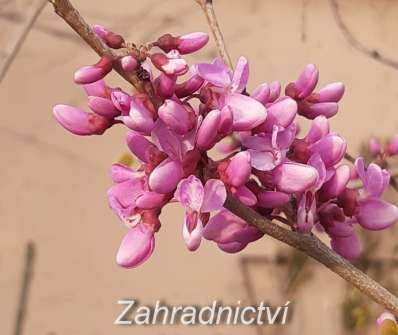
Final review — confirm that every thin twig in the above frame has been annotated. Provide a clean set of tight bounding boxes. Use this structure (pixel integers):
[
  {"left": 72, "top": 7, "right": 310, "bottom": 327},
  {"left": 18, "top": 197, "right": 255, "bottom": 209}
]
[
  {"left": 0, "top": 0, "right": 47, "bottom": 84},
  {"left": 13, "top": 242, "right": 36, "bottom": 335},
  {"left": 194, "top": 0, "right": 233, "bottom": 68},
  {"left": 224, "top": 195, "right": 398, "bottom": 315}
]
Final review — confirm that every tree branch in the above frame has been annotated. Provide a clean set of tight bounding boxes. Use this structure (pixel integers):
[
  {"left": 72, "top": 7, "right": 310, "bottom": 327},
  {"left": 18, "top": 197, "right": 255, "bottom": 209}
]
[
  {"left": 194, "top": 0, "right": 233, "bottom": 68},
  {"left": 48, "top": 0, "right": 398, "bottom": 317},
  {"left": 224, "top": 195, "right": 398, "bottom": 315}
]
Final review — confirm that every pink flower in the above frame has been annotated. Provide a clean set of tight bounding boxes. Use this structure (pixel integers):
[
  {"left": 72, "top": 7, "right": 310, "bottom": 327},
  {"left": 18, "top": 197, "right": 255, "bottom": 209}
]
[
  {"left": 151, "top": 50, "right": 188, "bottom": 76},
  {"left": 53, "top": 105, "right": 110, "bottom": 136},
  {"left": 158, "top": 99, "right": 195, "bottom": 135},
  {"left": 355, "top": 158, "right": 398, "bottom": 230},
  {"left": 74, "top": 56, "right": 113, "bottom": 84},
  {"left": 175, "top": 176, "right": 226, "bottom": 251},
  {"left": 203, "top": 210, "right": 263, "bottom": 253},
  {"left": 116, "top": 223, "right": 155, "bottom": 268}
]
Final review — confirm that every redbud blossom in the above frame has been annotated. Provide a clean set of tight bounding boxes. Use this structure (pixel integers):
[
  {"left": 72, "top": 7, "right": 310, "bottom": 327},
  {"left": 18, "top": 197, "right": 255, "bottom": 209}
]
[{"left": 74, "top": 56, "right": 113, "bottom": 84}]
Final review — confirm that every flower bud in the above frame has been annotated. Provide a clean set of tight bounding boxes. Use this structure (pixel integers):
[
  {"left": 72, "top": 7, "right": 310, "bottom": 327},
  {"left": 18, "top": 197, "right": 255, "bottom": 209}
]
[
  {"left": 155, "top": 73, "right": 176, "bottom": 99},
  {"left": 230, "top": 185, "right": 257, "bottom": 206},
  {"left": 257, "top": 191, "right": 290, "bottom": 208},
  {"left": 318, "top": 82, "right": 345, "bottom": 102},
  {"left": 225, "top": 152, "right": 252, "bottom": 187},
  {"left": 272, "top": 162, "right": 318, "bottom": 193},
  {"left": 53, "top": 104, "right": 110, "bottom": 136},
  {"left": 73, "top": 56, "right": 112, "bottom": 84},
  {"left": 176, "top": 32, "right": 209, "bottom": 54},
  {"left": 251, "top": 83, "right": 270, "bottom": 105},
  {"left": 309, "top": 134, "right": 346, "bottom": 167},
  {"left": 368, "top": 137, "right": 381, "bottom": 156},
  {"left": 158, "top": 99, "right": 194, "bottom": 135},
  {"left": 300, "top": 102, "right": 338, "bottom": 119},
  {"left": 175, "top": 74, "right": 204, "bottom": 98},
  {"left": 258, "top": 97, "right": 297, "bottom": 132},
  {"left": 196, "top": 109, "right": 221, "bottom": 150},
  {"left": 386, "top": 135, "right": 398, "bottom": 156},
  {"left": 149, "top": 158, "right": 183, "bottom": 194},
  {"left": 116, "top": 224, "right": 155, "bottom": 268},
  {"left": 320, "top": 164, "right": 351, "bottom": 200},
  {"left": 294, "top": 64, "right": 319, "bottom": 99},
  {"left": 87, "top": 96, "right": 119, "bottom": 118},
  {"left": 121, "top": 55, "right": 138, "bottom": 72},
  {"left": 111, "top": 90, "right": 132, "bottom": 114},
  {"left": 305, "top": 116, "right": 330, "bottom": 144},
  {"left": 150, "top": 51, "right": 188, "bottom": 76},
  {"left": 126, "top": 131, "right": 158, "bottom": 163},
  {"left": 331, "top": 233, "right": 361, "bottom": 261},
  {"left": 83, "top": 79, "right": 107, "bottom": 97},
  {"left": 357, "top": 198, "right": 398, "bottom": 230},
  {"left": 268, "top": 81, "right": 281, "bottom": 102},
  {"left": 122, "top": 99, "right": 154, "bottom": 134}
]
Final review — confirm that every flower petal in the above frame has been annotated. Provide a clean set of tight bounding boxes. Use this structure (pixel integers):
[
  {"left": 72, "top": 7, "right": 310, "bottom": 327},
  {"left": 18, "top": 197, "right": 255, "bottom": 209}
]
[{"left": 201, "top": 179, "right": 227, "bottom": 212}]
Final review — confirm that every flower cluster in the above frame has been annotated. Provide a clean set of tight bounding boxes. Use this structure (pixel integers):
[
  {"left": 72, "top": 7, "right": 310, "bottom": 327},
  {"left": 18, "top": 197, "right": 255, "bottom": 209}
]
[{"left": 53, "top": 26, "right": 398, "bottom": 268}]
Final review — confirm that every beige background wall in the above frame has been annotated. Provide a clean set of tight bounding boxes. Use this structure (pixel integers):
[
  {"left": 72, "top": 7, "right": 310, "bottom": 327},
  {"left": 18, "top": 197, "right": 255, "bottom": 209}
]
[{"left": 1, "top": 0, "right": 398, "bottom": 334}]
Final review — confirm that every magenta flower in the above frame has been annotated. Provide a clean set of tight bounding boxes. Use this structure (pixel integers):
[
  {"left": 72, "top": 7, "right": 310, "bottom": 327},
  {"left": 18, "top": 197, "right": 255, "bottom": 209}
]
[
  {"left": 203, "top": 210, "right": 263, "bottom": 253},
  {"left": 175, "top": 176, "right": 226, "bottom": 251},
  {"left": 116, "top": 223, "right": 155, "bottom": 268},
  {"left": 355, "top": 158, "right": 398, "bottom": 230}
]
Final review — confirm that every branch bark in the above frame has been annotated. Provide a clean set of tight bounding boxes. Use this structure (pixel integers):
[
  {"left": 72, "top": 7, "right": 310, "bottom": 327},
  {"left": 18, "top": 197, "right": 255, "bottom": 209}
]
[
  {"left": 224, "top": 195, "right": 398, "bottom": 315},
  {"left": 194, "top": 0, "right": 233, "bottom": 68}
]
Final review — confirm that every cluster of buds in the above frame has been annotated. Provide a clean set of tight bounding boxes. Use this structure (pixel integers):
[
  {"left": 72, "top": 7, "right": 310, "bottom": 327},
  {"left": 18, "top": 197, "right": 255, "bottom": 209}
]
[
  {"left": 368, "top": 135, "right": 398, "bottom": 159},
  {"left": 53, "top": 26, "right": 398, "bottom": 269}
]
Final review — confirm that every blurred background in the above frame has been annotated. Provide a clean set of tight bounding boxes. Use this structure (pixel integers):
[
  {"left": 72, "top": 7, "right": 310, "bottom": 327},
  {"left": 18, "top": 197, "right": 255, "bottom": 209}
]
[{"left": 1, "top": 0, "right": 398, "bottom": 334}]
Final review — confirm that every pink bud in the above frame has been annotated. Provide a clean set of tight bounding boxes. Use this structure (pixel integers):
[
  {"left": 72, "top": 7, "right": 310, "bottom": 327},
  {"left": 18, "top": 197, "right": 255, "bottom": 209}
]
[
  {"left": 136, "top": 191, "right": 166, "bottom": 209},
  {"left": 116, "top": 224, "right": 155, "bottom": 268},
  {"left": 231, "top": 185, "right": 257, "bottom": 206},
  {"left": 53, "top": 104, "right": 110, "bottom": 136},
  {"left": 357, "top": 198, "right": 398, "bottom": 230},
  {"left": 87, "top": 96, "right": 120, "bottom": 118},
  {"left": 175, "top": 74, "right": 204, "bottom": 98},
  {"left": 258, "top": 97, "right": 297, "bottom": 132},
  {"left": 122, "top": 99, "right": 154, "bottom": 134},
  {"left": 310, "top": 134, "right": 346, "bottom": 167},
  {"left": 111, "top": 90, "right": 132, "bottom": 114},
  {"left": 149, "top": 158, "right": 183, "bottom": 194},
  {"left": 226, "top": 152, "right": 252, "bottom": 187},
  {"left": 268, "top": 81, "right": 281, "bottom": 102},
  {"left": 305, "top": 116, "right": 330, "bottom": 144},
  {"left": 294, "top": 64, "right": 319, "bottom": 99},
  {"left": 257, "top": 191, "right": 290, "bottom": 208},
  {"left": 93, "top": 25, "right": 109, "bottom": 40},
  {"left": 177, "top": 32, "right": 209, "bottom": 54},
  {"left": 386, "top": 135, "right": 398, "bottom": 156},
  {"left": 158, "top": 99, "right": 194, "bottom": 135},
  {"left": 368, "top": 137, "right": 381, "bottom": 156},
  {"left": 226, "top": 93, "right": 267, "bottom": 131},
  {"left": 83, "top": 80, "right": 107, "bottom": 97},
  {"left": 251, "top": 83, "right": 270, "bottom": 105},
  {"left": 150, "top": 51, "right": 188, "bottom": 76},
  {"left": 121, "top": 55, "right": 138, "bottom": 72},
  {"left": 218, "top": 106, "right": 233, "bottom": 134},
  {"left": 93, "top": 25, "right": 124, "bottom": 49},
  {"left": 320, "top": 165, "right": 351, "bottom": 200},
  {"left": 73, "top": 57, "right": 112, "bottom": 84},
  {"left": 273, "top": 162, "right": 318, "bottom": 193},
  {"left": 318, "top": 82, "right": 345, "bottom": 102},
  {"left": 300, "top": 102, "right": 338, "bottom": 119},
  {"left": 196, "top": 109, "right": 221, "bottom": 150},
  {"left": 126, "top": 131, "right": 158, "bottom": 163},
  {"left": 156, "top": 73, "right": 176, "bottom": 99},
  {"left": 331, "top": 233, "right": 361, "bottom": 261}
]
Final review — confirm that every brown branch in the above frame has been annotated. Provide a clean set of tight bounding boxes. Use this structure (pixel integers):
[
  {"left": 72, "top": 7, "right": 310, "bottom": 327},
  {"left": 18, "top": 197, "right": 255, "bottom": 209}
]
[
  {"left": 194, "top": 0, "right": 233, "bottom": 68},
  {"left": 47, "top": 0, "right": 158, "bottom": 104},
  {"left": 224, "top": 195, "right": 398, "bottom": 315}
]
